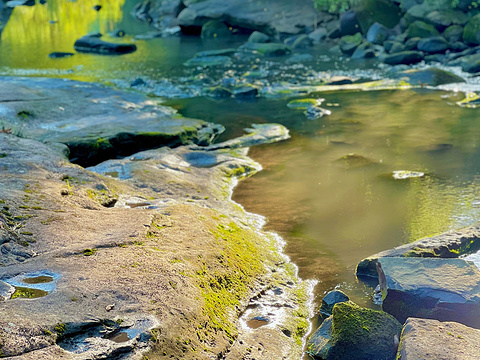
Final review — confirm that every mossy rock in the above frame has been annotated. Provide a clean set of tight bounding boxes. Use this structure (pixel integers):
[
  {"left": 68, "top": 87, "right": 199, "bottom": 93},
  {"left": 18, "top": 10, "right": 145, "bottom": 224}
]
[
  {"left": 406, "top": 20, "right": 439, "bottom": 39},
  {"left": 287, "top": 98, "right": 320, "bottom": 110},
  {"left": 339, "top": 32, "right": 363, "bottom": 55},
  {"left": 353, "top": 0, "right": 402, "bottom": 34},
  {"left": 463, "top": 14, "right": 480, "bottom": 45},
  {"left": 200, "top": 20, "right": 232, "bottom": 39},
  {"left": 394, "top": 68, "right": 465, "bottom": 87},
  {"left": 307, "top": 301, "right": 402, "bottom": 360}
]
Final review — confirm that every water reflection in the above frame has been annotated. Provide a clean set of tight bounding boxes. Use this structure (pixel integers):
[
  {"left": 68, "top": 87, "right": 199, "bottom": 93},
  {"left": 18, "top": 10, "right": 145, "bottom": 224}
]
[{"left": 171, "top": 89, "right": 480, "bottom": 304}]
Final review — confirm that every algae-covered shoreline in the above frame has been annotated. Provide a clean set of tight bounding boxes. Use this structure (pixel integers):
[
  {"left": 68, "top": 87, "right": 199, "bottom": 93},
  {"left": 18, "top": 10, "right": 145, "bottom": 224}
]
[{"left": 0, "top": 76, "right": 314, "bottom": 359}]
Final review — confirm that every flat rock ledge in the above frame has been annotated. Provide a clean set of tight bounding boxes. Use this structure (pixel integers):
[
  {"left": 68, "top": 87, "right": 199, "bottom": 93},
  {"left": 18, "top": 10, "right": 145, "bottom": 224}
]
[
  {"left": 356, "top": 223, "right": 480, "bottom": 278},
  {"left": 397, "top": 318, "right": 480, "bottom": 360},
  {"left": 0, "top": 77, "right": 311, "bottom": 360}
]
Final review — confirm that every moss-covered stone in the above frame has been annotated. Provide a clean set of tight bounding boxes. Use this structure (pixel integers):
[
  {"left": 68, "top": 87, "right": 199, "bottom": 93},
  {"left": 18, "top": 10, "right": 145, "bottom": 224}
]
[
  {"left": 307, "top": 301, "right": 402, "bottom": 360},
  {"left": 463, "top": 13, "right": 480, "bottom": 45}
]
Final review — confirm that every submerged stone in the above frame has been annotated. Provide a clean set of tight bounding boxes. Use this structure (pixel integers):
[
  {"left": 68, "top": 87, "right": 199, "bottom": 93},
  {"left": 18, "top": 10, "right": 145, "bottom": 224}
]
[
  {"left": 393, "top": 68, "right": 465, "bottom": 87},
  {"left": 392, "top": 170, "right": 424, "bottom": 179},
  {"left": 183, "top": 56, "right": 232, "bottom": 67},
  {"left": 194, "top": 48, "right": 237, "bottom": 58},
  {"left": 287, "top": 98, "right": 322, "bottom": 110},
  {"left": 48, "top": 52, "right": 74, "bottom": 59},
  {"left": 238, "top": 42, "right": 292, "bottom": 56}
]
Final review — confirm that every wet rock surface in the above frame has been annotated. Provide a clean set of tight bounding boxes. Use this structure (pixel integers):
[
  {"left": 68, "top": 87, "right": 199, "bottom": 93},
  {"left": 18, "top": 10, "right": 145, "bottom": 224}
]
[{"left": 0, "top": 77, "right": 223, "bottom": 167}]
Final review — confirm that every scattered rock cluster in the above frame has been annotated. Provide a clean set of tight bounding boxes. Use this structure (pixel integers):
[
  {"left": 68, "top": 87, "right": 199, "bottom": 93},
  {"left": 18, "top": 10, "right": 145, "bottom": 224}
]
[{"left": 308, "top": 224, "right": 480, "bottom": 359}]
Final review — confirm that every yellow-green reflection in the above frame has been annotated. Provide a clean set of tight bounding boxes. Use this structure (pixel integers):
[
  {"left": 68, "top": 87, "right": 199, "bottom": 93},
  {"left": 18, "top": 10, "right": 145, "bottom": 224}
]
[{"left": 0, "top": 0, "right": 168, "bottom": 82}]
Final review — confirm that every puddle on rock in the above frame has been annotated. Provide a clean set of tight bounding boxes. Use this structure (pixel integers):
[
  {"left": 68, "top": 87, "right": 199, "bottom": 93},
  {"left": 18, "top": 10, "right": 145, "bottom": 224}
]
[
  {"left": 106, "top": 331, "right": 131, "bottom": 343},
  {"left": 22, "top": 276, "right": 54, "bottom": 284},
  {"left": 3, "top": 270, "right": 60, "bottom": 300},
  {"left": 11, "top": 286, "right": 48, "bottom": 299},
  {"left": 247, "top": 316, "right": 270, "bottom": 329}
]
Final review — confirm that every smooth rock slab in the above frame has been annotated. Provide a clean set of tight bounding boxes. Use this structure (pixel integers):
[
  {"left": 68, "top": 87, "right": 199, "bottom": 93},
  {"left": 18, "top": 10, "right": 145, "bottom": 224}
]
[
  {"left": 0, "top": 77, "right": 223, "bottom": 167},
  {"left": 356, "top": 223, "right": 480, "bottom": 278},
  {"left": 397, "top": 318, "right": 480, "bottom": 360},
  {"left": 376, "top": 257, "right": 480, "bottom": 328}
]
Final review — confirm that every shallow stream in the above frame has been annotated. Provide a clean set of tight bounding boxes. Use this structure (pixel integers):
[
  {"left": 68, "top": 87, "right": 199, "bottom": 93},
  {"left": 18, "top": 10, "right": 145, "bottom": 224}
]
[{"left": 2, "top": 0, "right": 480, "bottom": 343}]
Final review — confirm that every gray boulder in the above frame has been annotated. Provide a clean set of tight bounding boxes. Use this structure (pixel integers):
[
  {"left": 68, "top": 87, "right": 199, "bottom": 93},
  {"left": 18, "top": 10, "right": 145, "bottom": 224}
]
[
  {"left": 248, "top": 31, "right": 270, "bottom": 43},
  {"left": 319, "top": 290, "right": 349, "bottom": 318},
  {"left": 356, "top": 223, "right": 480, "bottom": 278},
  {"left": 406, "top": 20, "right": 439, "bottom": 39},
  {"left": 308, "top": 27, "right": 328, "bottom": 43},
  {"left": 352, "top": 42, "right": 379, "bottom": 58},
  {"left": 366, "top": 22, "right": 391, "bottom": 45},
  {"left": 0, "top": 77, "right": 223, "bottom": 167},
  {"left": 463, "top": 14, "right": 480, "bottom": 45},
  {"left": 389, "top": 42, "right": 406, "bottom": 53},
  {"left": 396, "top": 318, "right": 480, "bottom": 360},
  {"left": 307, "top": 301, "right": 402, "bottom": 360},
  {"left": 454, "top": 53, "right": 480, "bottom": 73},
  {"left": 374, "top": 257, "right": 480, "bottom": 328},
  {"left": 426, "top": 10, "right": 469, "bottom": 30},
  {"left": 417, "top": 36, "right": 449, "bottom": 53},
  {"left": 382, "top": 51, "right": 423, "bottom": 65},
  {"left": 443, "top": 25, "right": 464, "bottom": 43},
  {"left": 177, "top": 0, "right": 319, "bottom": 36},
  {"left": 404, "top": 37, "right": 421, "bottom": 50}
]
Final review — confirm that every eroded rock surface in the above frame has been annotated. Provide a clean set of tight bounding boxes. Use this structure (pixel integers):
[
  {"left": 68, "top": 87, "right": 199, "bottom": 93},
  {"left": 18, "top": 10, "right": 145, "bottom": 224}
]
[
  {"left": 0, "top": 81, "right": 307, "bottom": 359},
  {"left": 396, "top": 318, "right": 480, "bottom": 360}
]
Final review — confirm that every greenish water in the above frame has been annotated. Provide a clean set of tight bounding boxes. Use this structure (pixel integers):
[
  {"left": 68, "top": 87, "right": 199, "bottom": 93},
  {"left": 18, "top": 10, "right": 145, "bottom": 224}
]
[
  {"left": 2, "top": 0, "right": 480, "bottom": 314},
  {"left": 167, "top": 90, "right": 480, "bottom": 306}
]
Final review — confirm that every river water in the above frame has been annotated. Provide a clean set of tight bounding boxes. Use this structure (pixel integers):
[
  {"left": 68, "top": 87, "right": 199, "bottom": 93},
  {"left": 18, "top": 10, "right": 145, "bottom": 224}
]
[{"left": 2, "top": 0, "right": 480, "bottom": 321}]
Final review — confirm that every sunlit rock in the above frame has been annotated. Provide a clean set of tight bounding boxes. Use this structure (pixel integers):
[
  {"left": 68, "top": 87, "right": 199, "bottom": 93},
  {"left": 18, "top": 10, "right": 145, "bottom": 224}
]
[
  {"left": 397, "top": 318, "right": 480, "bottom": 360},
  {"left": 307, "top": 301, "right": 402, "bottom": 360},
  {"left": 392, "top": 170, "right": 425, "bottom": 179}
]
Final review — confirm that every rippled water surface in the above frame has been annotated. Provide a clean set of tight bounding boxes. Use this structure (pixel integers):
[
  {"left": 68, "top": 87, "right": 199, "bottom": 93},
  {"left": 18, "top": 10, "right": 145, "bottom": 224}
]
[{"left": 2, "top": 0, "right": 480, "bottom": 308}]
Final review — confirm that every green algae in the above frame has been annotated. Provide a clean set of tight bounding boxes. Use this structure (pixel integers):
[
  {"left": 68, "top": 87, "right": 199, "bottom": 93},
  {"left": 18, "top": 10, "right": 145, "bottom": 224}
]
[
  {"left": 196, "top": 221, "right": 264, "bottom": 339},
  {"left": 11, "top": 286, "right": 48, "bottom": 299}
]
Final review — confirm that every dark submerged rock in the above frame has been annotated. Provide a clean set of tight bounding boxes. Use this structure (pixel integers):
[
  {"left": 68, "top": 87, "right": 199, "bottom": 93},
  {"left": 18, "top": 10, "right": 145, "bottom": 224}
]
[
  {"left": 200, "top": 20, "right": 232, "bottom": 39},
  {"left": 393, "top": 68, "right": 465, "bottom": 86},
  {"left": 307, "top": 301, "right": 402, "bottom": 360},
  {"left": 74, "top": 36, "right": 136, "bottom": 55},
  {"left": 382, "top": 50, "right": 423, "bottom": 65},
  {"left": 406, "top": 20, "right": 439, "bottom": 39},
  {"left": 238, "top": 42, "right": 292, "bottom": 56},
  {"left": 48, "top": 52, "right": 74, "bottom": 58},
  {"left": 417, "top": 36, "right": 449, "bottom": 53},
  {"left": 397, "top": 318, "right": 480, "bottom": 360}
]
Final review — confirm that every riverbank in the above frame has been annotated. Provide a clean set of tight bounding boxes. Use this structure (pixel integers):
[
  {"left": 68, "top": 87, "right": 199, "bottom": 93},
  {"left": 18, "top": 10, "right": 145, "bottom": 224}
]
[{"left": 0, "top": 77, "right": 313, "bottom": 359}]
